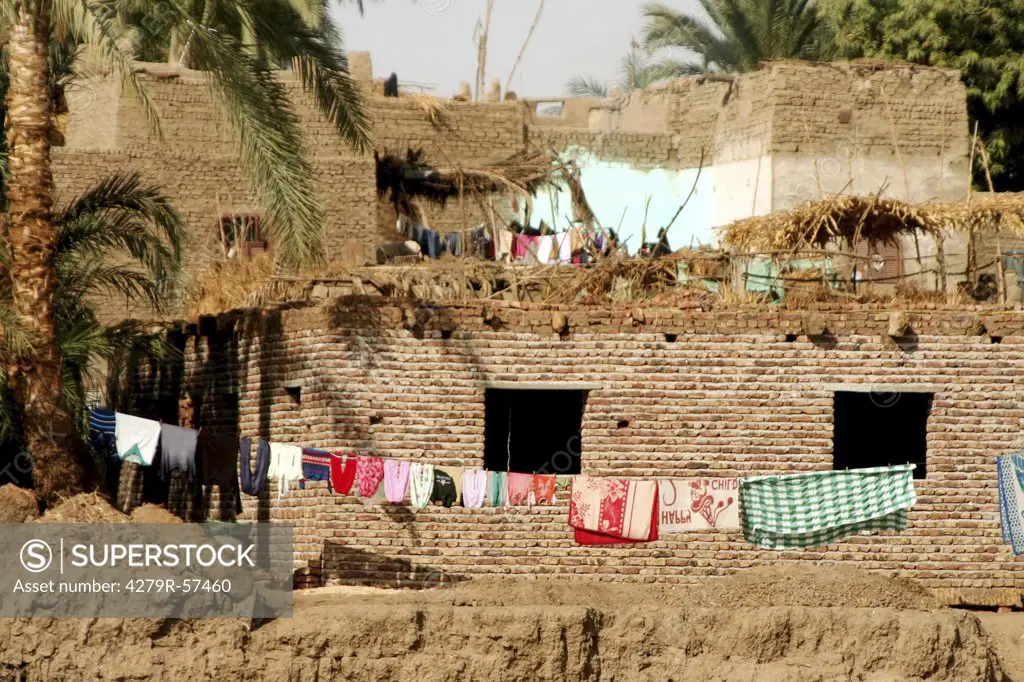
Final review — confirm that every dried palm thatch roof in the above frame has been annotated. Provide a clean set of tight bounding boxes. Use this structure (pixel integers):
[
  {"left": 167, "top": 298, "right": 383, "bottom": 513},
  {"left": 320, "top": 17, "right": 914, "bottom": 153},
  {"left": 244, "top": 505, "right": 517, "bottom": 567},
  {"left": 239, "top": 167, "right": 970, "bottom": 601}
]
[
  {"left": 376, "top": 148, "right": 558, "bottom": 208},
  {"left": 927, "top": 193, "right": 1024, "bottom": 235},
  {"left": 721, "top": 195, "right": 939, "bottom": 252}
]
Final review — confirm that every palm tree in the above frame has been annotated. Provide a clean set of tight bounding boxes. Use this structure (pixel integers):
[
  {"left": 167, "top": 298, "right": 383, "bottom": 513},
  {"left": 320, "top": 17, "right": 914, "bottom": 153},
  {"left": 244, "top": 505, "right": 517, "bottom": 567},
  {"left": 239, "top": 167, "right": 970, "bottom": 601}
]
[
  {"left": 0, "top": 171, "right": 184, "bottom": 492},
  {"left": 1, "top": 1, "right": 369, "bottom": 501},
  {"left": 567, "top": 44, "right": 667, "bottom": 98},
  {"left": 641, "top": 0, "right": 832, "bottom": 77}
]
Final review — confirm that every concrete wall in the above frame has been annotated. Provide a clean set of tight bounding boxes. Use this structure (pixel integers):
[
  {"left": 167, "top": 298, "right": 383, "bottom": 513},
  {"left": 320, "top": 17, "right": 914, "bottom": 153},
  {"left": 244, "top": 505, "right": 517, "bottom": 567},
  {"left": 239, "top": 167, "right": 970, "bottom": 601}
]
[{"left": 128, "top": 299, "right": 1024, "bottom": 605}]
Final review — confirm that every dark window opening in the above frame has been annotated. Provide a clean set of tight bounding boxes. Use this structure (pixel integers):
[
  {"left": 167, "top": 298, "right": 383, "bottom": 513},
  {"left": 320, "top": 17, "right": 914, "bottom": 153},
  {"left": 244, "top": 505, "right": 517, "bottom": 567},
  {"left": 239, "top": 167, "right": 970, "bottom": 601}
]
[
  {"left": 221, "top": 214, "right": 268, "bottom": 260},
  {"left": 785, "top": 334, "right": 798, "bottom": 342},
  {"left": 833, "top": 391, "right": 929, "bottom": 479},
  {"left": 285, "top": 386, "right": 301, "bottom": 405},
  {"left": 991, "top": 335, "right": 1003, "bottom": 344},
  {"left": 484, "top": 389, "right": 585, "bottom": 474},
  {"left": 664, "top": 333, "right": 678, "bottom": 343}
]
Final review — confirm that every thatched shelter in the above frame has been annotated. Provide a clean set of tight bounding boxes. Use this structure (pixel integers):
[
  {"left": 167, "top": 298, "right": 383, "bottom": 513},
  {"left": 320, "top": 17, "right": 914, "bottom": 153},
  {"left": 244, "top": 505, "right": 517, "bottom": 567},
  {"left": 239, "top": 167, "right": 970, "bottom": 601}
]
[
  {"left": 927, "top": 193, "right": 1024, "bottom": 235},
  {"left": 721, "top": 195, "right": 939, "bottom": 252},
  {"left": 375, "top": 148, "right": 558, "bottom": 213}
]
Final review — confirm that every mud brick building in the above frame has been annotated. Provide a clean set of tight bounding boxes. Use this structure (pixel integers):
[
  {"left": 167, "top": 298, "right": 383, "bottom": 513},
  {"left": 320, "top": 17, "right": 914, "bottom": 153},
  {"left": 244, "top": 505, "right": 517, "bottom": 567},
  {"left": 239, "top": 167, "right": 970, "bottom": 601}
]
[
  {"left": 54, "top": 56, "right": 971, "bottom": 306},
  {"left": 124, "top": 296, "right": 1024, "bottom": 607}
]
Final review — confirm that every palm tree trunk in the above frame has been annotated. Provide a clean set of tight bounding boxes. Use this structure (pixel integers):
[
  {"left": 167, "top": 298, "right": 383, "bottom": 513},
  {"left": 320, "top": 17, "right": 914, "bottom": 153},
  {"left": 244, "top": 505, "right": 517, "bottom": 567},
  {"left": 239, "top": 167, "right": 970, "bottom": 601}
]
[{"left": 5, "top": 2, "right": 85, "bottom": 501}]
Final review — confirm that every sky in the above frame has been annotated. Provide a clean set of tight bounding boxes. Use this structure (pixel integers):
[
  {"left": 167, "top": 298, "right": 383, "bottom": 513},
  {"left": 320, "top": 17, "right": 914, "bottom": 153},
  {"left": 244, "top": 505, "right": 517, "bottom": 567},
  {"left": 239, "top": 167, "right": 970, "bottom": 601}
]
[{"left": 329, "top": 0, "right": 694, "bottom": 98}]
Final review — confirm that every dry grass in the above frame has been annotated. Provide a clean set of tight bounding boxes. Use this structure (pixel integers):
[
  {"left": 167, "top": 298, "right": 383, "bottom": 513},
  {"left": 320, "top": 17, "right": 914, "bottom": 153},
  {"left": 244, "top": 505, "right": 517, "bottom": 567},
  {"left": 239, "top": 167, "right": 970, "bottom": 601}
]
[
  {"left": 187, "top": 253, "right": 281, "bottom": 317},
  {"left": 722, "top": 195, "right": 938, "bottom": 252},
  {"left": 928, "top": 193, "right": 1024, "bottom": 235}
]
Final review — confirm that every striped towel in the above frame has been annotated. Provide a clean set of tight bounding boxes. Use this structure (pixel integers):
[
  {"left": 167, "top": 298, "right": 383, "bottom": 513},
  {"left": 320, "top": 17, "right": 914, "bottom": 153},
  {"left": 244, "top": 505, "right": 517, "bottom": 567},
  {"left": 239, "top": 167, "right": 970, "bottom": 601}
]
[
  {"left": 88, "top": 408, "right": 117, "bottom": 457},
  {"left": 740, "top": 464, "right": 917, "bottom": 549},
  {"left": 300, "top": 448, "right": 333, "bottom": 492},
  {"left": 998, "top": 455, "right": 1024, "bottom": 555}
]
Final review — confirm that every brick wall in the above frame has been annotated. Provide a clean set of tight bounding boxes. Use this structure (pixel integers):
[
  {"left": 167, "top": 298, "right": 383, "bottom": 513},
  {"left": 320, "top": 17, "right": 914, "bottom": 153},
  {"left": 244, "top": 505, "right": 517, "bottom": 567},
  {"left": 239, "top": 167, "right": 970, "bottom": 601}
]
[{"left": 129, "top": 300, "right": 1024, "bottom": 604}]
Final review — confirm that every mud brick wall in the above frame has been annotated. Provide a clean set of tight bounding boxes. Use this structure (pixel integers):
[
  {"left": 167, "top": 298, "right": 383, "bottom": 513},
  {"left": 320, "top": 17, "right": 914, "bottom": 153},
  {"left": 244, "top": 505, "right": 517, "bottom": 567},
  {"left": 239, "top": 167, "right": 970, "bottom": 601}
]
[
  {"left": 768, "top": 62, "right": 968, "bottom": 157},
  {"left": 127, "top": 300, "right": 1024, "bottom": 604}
]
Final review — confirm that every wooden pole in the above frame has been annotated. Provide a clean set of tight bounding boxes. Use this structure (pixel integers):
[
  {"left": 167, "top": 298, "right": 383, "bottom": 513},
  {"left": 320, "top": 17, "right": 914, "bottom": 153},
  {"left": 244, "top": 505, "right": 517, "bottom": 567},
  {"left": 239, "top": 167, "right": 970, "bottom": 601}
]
[
  {"left": 505, "top": 0, "right": 545, "bottom": 96},
  {"left": 967, "top": 122, "right": 979, "bottom": 285},
  {"left": 977, "top": 139, "right": 1004, "bottom": 302}
]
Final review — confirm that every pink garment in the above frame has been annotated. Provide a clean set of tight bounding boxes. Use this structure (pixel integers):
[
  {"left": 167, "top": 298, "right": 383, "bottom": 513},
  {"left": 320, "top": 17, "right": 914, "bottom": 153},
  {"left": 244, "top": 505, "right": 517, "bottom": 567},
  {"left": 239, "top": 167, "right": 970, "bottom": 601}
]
[
  {"left": 513, "top": 234, "right": 538, "bottom": 261},
  {"left": 356, "top": 456, "right": 385, "bottom": 498},
  {"left": 384, "top": 459, "right": 411, "bottom": 503},
  {"left": 462, "top": 469, "right": 488, "bottom": 508},
  {"left": 507, "top": 473, "right": 534, "bottom": 506}
]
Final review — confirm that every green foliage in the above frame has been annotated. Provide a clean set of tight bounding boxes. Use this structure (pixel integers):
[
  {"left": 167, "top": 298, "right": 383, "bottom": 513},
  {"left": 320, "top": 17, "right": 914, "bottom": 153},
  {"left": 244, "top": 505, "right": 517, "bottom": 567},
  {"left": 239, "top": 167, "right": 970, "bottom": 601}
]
[
  {"left": 641, "top": 0, "right": 833, "bottom": 77},
  {"left": 821, "top": 0, "right": 1024, "bottom": 190},
  {"left": 0, "top": 172, "right": 185, "bottom": 447},
  {"left": 40, "top": 0, "right": 371, "bottom": 267},
  {"left": 566, "top": 48, "right": 668, "bottom": 97}
]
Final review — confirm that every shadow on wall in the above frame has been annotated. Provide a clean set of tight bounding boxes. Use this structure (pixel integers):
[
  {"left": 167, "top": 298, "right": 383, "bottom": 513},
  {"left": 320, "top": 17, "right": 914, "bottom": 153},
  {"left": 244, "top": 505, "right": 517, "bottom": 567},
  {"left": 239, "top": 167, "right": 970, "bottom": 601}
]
[{"left": 322, "top": 539, "right": 468, "bottom": 589}]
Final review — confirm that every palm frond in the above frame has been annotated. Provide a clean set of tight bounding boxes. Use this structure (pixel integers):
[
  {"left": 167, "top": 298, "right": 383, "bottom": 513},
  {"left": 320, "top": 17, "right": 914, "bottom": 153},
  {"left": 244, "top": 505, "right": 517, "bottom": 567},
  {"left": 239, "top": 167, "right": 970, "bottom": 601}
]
[
  {"left": 234, "top": 0, "right": 371, "bottom": 150},
  {"left": 164, "top": 6, "right": 324, "bottom": 267},
  {"left": 566, "top": 75, "right": 608, "bottom": 97}
]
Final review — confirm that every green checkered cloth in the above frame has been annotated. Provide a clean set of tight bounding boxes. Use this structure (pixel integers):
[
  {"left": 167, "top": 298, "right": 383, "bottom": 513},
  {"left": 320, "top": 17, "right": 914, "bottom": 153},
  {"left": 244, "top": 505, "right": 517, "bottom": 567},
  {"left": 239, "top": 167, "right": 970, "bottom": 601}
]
[{"left": 740, "top": 464, "right": 917, "bottom": 549}]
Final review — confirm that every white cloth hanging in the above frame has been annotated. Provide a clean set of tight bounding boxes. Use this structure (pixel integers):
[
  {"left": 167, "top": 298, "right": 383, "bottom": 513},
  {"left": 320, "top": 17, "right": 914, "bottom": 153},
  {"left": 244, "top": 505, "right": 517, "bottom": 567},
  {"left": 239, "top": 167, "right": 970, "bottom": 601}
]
[
  {"left": 409, "top": 463, "right": 435, "bottom": 509},
  {"left": 268, "top": 443, "right": 302, "bottom": 498},
  {"left": 114, "top": 413, "right": 161, "bottom": 466}
]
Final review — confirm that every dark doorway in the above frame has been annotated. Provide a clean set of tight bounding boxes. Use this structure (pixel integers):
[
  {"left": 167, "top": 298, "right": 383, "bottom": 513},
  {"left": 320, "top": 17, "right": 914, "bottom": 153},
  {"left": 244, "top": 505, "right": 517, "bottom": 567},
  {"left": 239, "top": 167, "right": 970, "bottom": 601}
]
[
  {"left": 484, "top": 389, "right": 585, "bottom": 474},
  {"left": 833, "top": 391, "right": 930, "bottom": 479}
]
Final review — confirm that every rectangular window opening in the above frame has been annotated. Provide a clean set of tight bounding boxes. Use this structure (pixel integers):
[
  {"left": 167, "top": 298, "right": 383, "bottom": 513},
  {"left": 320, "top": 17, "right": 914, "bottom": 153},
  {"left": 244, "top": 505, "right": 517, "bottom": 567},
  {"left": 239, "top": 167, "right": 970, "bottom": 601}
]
[
  {"left": 484, "top": 389, "right": 585, "bottom": 475},
  {"left": 833, "top": 390, "right": 929, "bottom": 479},
  {"left": 221, "top": 214, "right": 268, "bottom": 260}
]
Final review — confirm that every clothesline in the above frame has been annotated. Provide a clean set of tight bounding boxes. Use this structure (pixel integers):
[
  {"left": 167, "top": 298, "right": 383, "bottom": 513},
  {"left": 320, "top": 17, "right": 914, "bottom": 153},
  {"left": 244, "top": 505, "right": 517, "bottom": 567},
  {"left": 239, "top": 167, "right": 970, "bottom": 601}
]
[{"left": 91, "top": 408, "right": 927, "bottom": 551}]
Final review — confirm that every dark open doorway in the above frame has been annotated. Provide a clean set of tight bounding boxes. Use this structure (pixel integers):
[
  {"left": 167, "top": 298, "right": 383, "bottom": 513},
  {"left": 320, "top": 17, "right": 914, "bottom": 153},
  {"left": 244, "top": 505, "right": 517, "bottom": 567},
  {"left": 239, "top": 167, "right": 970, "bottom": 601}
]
[
  {"left": 833, "top": 390, "right": 930, "bottom": 479},
  {"left": 484, "top": 389, "right": 585, "bottom": 474}
]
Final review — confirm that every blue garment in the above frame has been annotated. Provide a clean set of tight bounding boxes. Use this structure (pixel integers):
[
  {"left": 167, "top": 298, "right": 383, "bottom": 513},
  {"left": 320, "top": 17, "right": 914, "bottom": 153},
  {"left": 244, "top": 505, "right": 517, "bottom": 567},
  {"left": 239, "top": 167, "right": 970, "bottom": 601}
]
[
  {"left": 412, "top": 223, "right": 443, "bottom": 259},
  {"left": 88, "top": 407, "right": 117, "bottom": 458},
  {"left": 445, "top": 232, "right": 462, "bottom": 256},
  {"left": 998, "top": 454, "right": 1024, "bottom": 555},
  {"left": 239, "top": 437, "right": 271, "bottom": 497}
]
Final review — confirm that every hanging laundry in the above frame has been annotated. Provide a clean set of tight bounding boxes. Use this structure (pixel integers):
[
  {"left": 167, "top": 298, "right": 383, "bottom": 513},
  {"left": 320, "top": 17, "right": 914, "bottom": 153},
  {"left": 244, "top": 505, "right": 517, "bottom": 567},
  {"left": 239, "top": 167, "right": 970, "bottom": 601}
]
[
  {"left": 88, "top": 407, "right": 117, "bottom": 457},
  {"left": 446, "top": 466, "right": 466, "bottom": 505},
  {"left": 115, "top": 412, "right": 161, "bottom": 466},
  {"left": 535, "top": 235, "right": 555, "bottom": 265},
  {"left": 384, "top": 459, "right": 411, "bottom": 503},
  {"left": 530, "top": 475, "right": 557, "bottom": 506},
  {"left": 462, "top": 469, "right": 487, "bottom": 508},
  {"left": 268, "top": 443, "right": 303, "bottom": 498},
  {"left": 356, "top": 456, "right": 385, "bottom": 498},
  {"left": 431, "top": 469, "right": 458, "bottom": 508},
  {"left": 556, "top": 232, "right": 573, "bottom": 264},
  {"left": 238, "top": 437, "right": 271, "bottom": 496},
  {"left": 488, "top": 471, "right": 508, "bottom": 507},
  {"left": 409, "top": 463, "right": 435, "bottom": 509},
  {"left": 159, "top": 424, "right": 199, "bottom": 481},
  {"left": 507, "top": 473, "right": 533, "bottom": 506},
  {"left": 495, "top": 228, "right": 513, "bottom": 261},
  {"left": 300, "top": 449, "right": 333, "bottom": 492},
  {"left": 998, "top": 455, "right": 1024, "bottom": 555},
  {"left": 658, "top": 478, "right": 740, "bottom": 533},
  {"left": 445, "top": 232, "right": 462, "bottom": 256},
  {"left": 740, "top": 464, "right": 917, "bottom": 549},
  {"left": 513, "top": 233, "right": 539, "bottom": 262},
  {"left": 569, "top": 476, "right": 660, "bottom": 544},
  {"left": 330, "top": 453, "right": 358, "bottom": 495},
  {"left": 397, "top": 214, "right": 413, "bottom": 236}
]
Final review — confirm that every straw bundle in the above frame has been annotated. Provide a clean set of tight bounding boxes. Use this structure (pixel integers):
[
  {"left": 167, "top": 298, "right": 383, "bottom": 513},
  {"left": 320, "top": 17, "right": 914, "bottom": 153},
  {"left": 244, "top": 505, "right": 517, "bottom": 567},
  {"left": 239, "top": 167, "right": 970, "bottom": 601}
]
[
  {"left": 927, "top": 193, "right": 1024, "bottom": 235},
  {"left": 722, "top": 195, "right": 938, "bottom": 252}
]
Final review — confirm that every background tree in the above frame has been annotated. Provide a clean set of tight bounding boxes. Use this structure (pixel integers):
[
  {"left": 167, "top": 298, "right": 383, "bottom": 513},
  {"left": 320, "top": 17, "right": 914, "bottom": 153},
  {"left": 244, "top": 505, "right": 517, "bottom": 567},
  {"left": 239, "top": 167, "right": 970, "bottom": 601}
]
[
  {"left": 0, "top": 0, "right": 369, "bottom": 501},
  {"left": 567, "top": 43, "right": 667, "bottom": 97},
  {"left": 641, "top": 0, "right": 833, "bottom": 76},
  {"left": 821, "top": 0, "right": 1024, "bottom": 191}
]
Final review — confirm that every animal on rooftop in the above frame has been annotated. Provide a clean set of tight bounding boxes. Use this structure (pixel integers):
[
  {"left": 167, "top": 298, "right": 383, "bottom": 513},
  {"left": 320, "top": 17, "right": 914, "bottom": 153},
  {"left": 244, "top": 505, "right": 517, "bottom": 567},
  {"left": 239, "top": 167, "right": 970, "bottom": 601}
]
[
  {"left": 640, "top": 227, "right": 672, "bottom": 258},
  {"left": 384, "top": 73, "right": 399, "bottom": 97},
  {"left": 961, "top": 273, "right": 998, "bottom": 302}
]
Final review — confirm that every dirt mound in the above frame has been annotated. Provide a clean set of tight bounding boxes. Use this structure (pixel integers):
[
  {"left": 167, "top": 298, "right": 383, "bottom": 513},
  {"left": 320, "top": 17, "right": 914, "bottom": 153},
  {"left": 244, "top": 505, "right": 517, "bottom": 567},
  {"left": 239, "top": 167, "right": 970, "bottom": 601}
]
[
  {"left": 0, "top": 591, "right": 1005, "bottom": 681},
  {"left": 35, "top": 493, "right": 129, "bottom": 523},
  {"left": 130, "top": 504, "right": 182, "bottom": 523},
  {"left": 0, "top": 484, "right": 38, "bottom": 523},
  {"left": 687, "top": 564, "right": 940, "bottom": 609}
]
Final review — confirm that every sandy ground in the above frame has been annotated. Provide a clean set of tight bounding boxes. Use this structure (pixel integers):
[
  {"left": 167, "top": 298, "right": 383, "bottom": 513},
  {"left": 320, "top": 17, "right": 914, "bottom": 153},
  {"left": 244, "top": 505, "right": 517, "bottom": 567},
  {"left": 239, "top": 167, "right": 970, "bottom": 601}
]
[{"left": 0, "top": 566, "right": 1016, "bottom": 681}]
